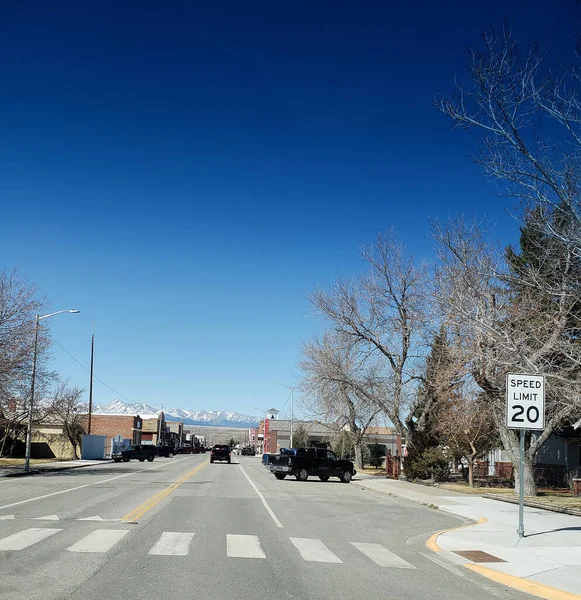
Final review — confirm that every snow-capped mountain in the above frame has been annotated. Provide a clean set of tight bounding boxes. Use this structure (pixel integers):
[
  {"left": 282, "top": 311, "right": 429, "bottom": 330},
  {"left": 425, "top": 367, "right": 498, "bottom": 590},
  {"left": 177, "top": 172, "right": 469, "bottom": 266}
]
[{"left": 93, "top": 400, "right": 260, "bottom": 428}]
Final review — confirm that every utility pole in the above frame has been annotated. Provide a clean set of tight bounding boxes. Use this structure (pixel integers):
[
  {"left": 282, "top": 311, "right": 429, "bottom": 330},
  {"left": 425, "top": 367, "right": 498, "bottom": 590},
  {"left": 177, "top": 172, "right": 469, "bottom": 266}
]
[{"left": 88, "top": 322, "right": 94, "bottom": 434}]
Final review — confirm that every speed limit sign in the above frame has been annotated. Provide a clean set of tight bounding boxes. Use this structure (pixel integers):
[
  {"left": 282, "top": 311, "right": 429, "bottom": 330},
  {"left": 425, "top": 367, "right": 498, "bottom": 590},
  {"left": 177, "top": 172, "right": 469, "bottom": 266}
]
[{"left": 506, "top": 373, "right": 545, "bottom": 430}]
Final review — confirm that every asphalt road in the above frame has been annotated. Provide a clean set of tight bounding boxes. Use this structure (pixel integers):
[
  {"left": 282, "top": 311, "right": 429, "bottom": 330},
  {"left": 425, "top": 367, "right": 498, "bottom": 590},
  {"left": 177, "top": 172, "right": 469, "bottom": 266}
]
[{"left": 0, "top": 455, "right": 527, "bottom": 600}]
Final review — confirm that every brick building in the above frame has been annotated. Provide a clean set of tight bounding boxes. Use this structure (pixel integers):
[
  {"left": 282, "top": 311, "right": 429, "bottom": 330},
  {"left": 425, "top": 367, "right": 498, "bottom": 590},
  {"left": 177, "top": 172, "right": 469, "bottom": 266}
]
[
  {"left": 140, "top": 413, "right": 166, "bottom": 445},
  {"left": 166, "top": 421, "right": 184, "bottom": 448},
  {"left": 83, "top": 414, "right": 142, "bottom": 455}
]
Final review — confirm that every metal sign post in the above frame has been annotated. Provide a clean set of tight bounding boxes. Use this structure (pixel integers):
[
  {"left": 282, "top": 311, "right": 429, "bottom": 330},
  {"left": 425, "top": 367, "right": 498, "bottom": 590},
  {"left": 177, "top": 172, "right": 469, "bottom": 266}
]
[
  {"left": 506, "top": 373, "right": 545, "bottom": 538},
  {"left": 518, "top": 429, "right": 525, "bottom": 537}
]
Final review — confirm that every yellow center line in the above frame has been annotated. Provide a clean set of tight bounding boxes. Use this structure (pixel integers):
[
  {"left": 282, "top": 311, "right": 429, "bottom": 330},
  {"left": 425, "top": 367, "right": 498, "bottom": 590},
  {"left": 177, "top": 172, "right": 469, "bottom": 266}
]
[{"left": 122, "top": 460, "right": 208, "bottom": 522}]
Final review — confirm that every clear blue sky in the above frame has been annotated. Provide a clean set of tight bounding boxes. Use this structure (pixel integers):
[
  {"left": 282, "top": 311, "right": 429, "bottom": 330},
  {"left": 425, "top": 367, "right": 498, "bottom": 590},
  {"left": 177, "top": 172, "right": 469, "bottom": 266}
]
[{"left": 1, "top": 1, "right": 578, "bottom": 417}]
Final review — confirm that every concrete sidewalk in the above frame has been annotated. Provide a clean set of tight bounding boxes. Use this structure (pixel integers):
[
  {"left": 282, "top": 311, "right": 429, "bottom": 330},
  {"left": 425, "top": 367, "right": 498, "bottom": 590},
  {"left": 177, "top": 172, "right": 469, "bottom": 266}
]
[
  {"left": 353, "top": 476, "right": 581, "bottom": 599},
  {"left": 0, "top": 459, "right": 111, "bottom": 477}
]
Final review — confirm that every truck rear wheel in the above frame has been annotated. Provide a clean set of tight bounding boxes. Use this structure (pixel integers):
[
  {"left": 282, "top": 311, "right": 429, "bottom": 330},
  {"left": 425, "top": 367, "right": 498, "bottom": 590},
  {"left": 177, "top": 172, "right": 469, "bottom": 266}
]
[
  {"left": 296, "top": 468, "right": 308, "bottom": 481},
  {"left": 274, "top": 473, "right": 286, "bottom": 480}
]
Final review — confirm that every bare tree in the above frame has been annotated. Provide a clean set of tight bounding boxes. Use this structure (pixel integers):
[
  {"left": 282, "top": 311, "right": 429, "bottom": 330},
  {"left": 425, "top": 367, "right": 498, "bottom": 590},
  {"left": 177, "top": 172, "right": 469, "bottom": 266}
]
[
  {"left": 0, "top": 269, "right": 52, "bottom": 456},
  {"left": 432, "top": 216, "right": 581, "bottom": 495},
  {"left": 53, "top": 383, "right": 86, "bottom": 459},
  {"left": 434, "top": 388, "right": 497, "bottom": 487},
  {"left": 308, "top": 231, "right": 431, "bottom": 441},
  {"left": 299, "top": 332, "right": 381, "bottom": 469},
  {"left": 0, "top": 269, "right": 45, "bottom": 399},
  {"left": 437, "top": 27, "right": 581, "bottom": 252}
]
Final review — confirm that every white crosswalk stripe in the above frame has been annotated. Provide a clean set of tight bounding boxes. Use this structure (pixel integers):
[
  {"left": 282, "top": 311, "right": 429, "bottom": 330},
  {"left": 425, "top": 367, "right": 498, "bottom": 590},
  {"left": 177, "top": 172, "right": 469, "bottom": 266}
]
[
  {"left": 289, "top": 537, "right": 342, "bottom": 563},
  {"left": 67, "top": 529, "right": 129, "bottom": 553},
  {"left": 351, "top": 542, "right": 416, "bottom": 568},
  {"left": 227, "top": 534, "right": 266, "bottom": 558},
  {"left": 0, "top": 528, "right": 62, "bottom": 551},
  {"left": 0, "top": 527, "right": 418, "bottom": 568},
  {"left": 148, "top": 532, "right": 195, "bottom": 556}
]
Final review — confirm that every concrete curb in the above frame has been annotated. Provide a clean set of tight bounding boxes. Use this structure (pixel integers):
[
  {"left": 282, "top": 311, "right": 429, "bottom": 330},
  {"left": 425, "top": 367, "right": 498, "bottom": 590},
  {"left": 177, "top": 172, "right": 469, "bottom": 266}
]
[
  {"left": 353, "top": 479, "right": 581, "bottom": 599},
  {"left": 0, "top": 461, "right": 112, "bottom": 478},
  {"left": 482, "top": 493, "right": 581, "bottom": 518},
  {"left": 426, "top": 514, "right": 581, "bottom": 600}
]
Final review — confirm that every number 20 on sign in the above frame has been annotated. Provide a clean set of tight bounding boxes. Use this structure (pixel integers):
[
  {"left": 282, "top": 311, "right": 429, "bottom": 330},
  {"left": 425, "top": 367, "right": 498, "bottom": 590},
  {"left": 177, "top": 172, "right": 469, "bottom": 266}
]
[{"left": 505, "top": 373, "right": 545, "bottom": 430}]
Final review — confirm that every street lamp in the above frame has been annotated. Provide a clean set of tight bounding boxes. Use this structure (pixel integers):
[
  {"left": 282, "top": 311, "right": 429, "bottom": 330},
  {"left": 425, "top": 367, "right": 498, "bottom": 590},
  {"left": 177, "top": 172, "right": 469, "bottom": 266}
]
[
  {"left": 25, "top": 309, "right": 80, "bottom": 472},
  {"left": 274, "top": 382, "right": 295, "bottom": 449}
]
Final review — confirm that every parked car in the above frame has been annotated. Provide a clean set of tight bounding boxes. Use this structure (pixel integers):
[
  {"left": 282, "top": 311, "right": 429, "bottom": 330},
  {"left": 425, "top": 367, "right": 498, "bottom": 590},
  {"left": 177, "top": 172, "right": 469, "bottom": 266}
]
[
  {"left": 241, "top": 446, "right": 255, "bottom": 456},
  {"left": 157, "top": 445, "right": 176, "bottom": 458},
  {"left": 210, "top": 444, "right": 231, "bottom": 463},
  {"left": 112, "top": 444, "right": 156, "bottom": 463},
  {"left": 268, "top": 447, "right": 355, "bottom": 483}
]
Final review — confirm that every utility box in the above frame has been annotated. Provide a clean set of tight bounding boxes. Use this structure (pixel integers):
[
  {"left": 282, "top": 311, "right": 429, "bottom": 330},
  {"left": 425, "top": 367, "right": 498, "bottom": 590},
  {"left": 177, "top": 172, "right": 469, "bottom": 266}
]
[{"left": 81, "top": 435, "right": 106, "bottom": 460}]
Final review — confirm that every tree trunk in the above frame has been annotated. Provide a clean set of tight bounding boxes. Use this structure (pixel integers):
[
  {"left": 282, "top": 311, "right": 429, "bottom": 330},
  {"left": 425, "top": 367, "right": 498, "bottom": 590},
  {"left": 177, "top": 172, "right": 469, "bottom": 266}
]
[
  {"left": 515, "top": 453, "right": 537, "bottom": 497},
  {"left": 8, "top": 437, "right": 18, "bottom": 458},
  {"left": 0, "top": 430, "right": 9, "bottom": 457},
  {"left": 354, "top": 443, "right": 363, "bottom": 470},
  {"left": 467, "top": 457, "right": 474, "bottom": 487}
]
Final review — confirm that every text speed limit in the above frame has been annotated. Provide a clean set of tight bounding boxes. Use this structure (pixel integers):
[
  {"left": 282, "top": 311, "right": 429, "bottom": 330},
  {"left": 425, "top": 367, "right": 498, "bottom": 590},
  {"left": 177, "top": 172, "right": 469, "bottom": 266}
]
[{"left": 505, "top": 373, "right": 545, "bottom": 430}]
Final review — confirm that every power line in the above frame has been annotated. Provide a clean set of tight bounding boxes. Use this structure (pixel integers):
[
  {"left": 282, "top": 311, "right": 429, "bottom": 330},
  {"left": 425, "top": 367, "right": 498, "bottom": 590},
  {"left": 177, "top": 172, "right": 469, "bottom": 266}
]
[{"left": 49, "top": 334, "right": 134, "bottom": 404}]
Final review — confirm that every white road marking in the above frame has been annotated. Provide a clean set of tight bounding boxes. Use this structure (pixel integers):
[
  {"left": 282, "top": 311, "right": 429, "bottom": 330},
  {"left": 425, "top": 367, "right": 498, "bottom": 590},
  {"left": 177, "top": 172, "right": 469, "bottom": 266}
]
[
  {"left": 351, "top": 542, "right": 416, "bottom": 568},
  {"left": 237, "top": 464, "right": 283, "bottom": 528},
  {"left": 0, "top": 456, "right": 191, "bottom": 512},
  {"left": 0, "top": 515, "right": 15, "bottom": 520},
  {"left": 76, "top": 516, "right": 123, "bottom": 522},
  {"left": 148, "top": 532, "right": 195, "bottom": 556},
  {"left": 227, "top": 534, "right": 266, "bottom": 559},
  {"left": 289, "top": 538, "right": 342, "bottom": 563},
  {"left": 67, "top": 529, "right": 129, "bottom": 553},
  {"left": 33, "top": 515, "right": 60, "bottom": 521},
  {"left": 0, "top": 528, "right": 62, "bottom": 551}
]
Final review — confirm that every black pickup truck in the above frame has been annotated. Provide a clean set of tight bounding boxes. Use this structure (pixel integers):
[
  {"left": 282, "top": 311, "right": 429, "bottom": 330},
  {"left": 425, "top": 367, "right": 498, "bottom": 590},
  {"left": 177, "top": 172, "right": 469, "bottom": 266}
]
[
  {"left": 112, "top": 444, "right": 156, "bottom": 463},
  {"left": 268, "top": 447, "right": 356, "bottom": 483},
  {"left": 210, "top": 444, "right": 231, "bottom": 463}
]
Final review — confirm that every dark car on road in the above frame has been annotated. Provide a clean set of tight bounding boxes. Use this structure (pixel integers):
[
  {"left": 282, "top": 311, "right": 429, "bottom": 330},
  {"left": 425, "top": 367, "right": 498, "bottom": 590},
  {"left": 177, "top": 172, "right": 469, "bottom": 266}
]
[
  {"left": 267, "top": 447, "right": 355, "bottom": 483},
  {"left": 210, "top": 444, "right": 231, "bottom": 463},
  {"left": 157, "top": 445, "right": 176, "bottom": 458},
  {"left": 112, "top": 444, "right": 156, "bottom": 463}
]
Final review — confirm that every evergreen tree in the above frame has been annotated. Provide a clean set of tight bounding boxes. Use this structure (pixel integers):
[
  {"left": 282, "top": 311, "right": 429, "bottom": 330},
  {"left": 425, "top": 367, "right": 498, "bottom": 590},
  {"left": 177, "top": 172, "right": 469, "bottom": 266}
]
[{"left": 404, "top": 326, "right": 459, "bottom": 478}]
